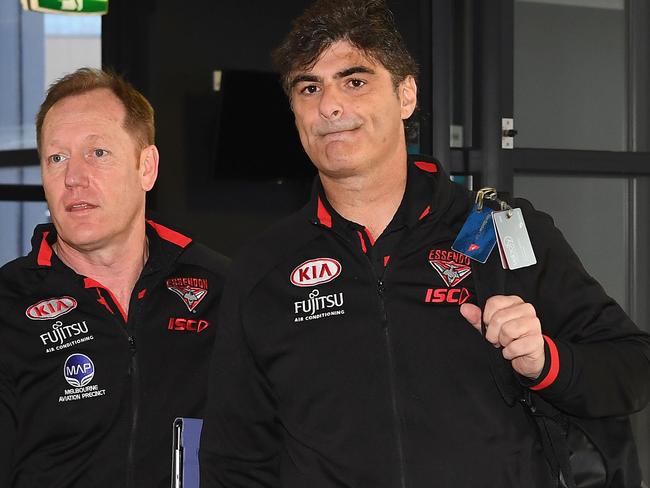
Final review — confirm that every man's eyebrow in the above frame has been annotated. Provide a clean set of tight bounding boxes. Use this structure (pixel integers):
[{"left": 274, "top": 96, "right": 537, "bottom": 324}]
[
  {"left": 290, "top": 74, "right": 321, "bottom": 89},
  {"left": 335, "top": 66, "right": 375, "bottom": 78},
  {"left": 290, "top": 66, "right": 376, "bottom": 89}
]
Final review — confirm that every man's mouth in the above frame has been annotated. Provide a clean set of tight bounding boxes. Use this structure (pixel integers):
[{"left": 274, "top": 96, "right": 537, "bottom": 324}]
[
  {"left": 65, "top": 202, "right": 97, "bottom": 212},
  {"left": 315, "top": 120, "right": 363, "bottom": 137}
]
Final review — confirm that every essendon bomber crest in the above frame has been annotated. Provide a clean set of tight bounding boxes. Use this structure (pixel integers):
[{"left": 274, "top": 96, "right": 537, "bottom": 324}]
[
  {"left": 166, "top": 277, "right": 209, "bottom": 312},
  {"left": 428, "top": 249, "right": 472, "bottom": 287}
]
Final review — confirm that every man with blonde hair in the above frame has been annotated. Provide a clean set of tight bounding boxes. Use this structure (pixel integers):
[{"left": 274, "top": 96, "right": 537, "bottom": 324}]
[{"left": 0, "top": 68, "right": 228, "bottom": 488}]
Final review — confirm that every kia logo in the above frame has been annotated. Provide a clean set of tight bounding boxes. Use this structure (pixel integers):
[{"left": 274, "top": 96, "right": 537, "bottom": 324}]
[
  {"left": 26, "top": 297, "right": 77, "bottom": 320},
  {"left": 290, "top": 258, "right": 342, "bottom": 287}
]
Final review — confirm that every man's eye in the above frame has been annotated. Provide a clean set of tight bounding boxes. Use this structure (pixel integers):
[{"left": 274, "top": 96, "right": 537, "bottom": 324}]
[
  {"left": 300, "top": 85, "right": 320, "bottom": 95},
  {"left": 48, "top": 154, "right": 66, "bottom": 164},
  {"left": 347, "top": 79, "right": 366, "bottom": 88},
  {"left": 93, "top": 148, "right": 107, "bottom": 158}
]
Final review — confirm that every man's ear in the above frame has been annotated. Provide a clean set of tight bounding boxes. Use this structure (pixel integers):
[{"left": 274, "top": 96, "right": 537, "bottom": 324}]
[
  {"left": 139, "top": 145, "right": 159, "bottom": 192},
  {"left": 399, "top": 75, "right": 418, "bottom": 120}
]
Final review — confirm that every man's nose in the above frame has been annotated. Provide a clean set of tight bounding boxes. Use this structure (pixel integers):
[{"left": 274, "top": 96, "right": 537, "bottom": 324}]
[
  {"left": 319, "top": 85, "right": 343, "bottom": 120},
  {"left": 64, "top": 154, "right": 90, "bottom": 188}
]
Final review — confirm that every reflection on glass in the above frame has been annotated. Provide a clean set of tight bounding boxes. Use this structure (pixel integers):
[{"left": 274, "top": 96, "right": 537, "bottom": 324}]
[
  {"left": 450, "top": 0, "right": 472, "bottom": 148},
  {"left": 0, "top": 201, "right": 50, "bottom": 266},
  {"left": 514, "top": 0, "right": 626, "bottom": 151},
  {"left": 44, "top": 13, "right": 102, "bottom": 91},
  {"left": 0, "top": 125, "right": 37, "bottom": 151},
  {"left": 0, "top": 8, "right": 101, "bottom": 152},
  {"left": 0, "top": 166, "right": 42, "bottom": 185},
  {"left": 514, "top": 172, "right": 628, "bottom": 306},
  {"left": 0, "top": 166, "right": 48, "bottom": 266}
]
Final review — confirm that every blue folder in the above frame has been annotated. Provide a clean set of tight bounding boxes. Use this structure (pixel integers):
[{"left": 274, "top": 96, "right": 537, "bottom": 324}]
[{"left": 171, "top": 417, "right": 203, "bottom": 488}]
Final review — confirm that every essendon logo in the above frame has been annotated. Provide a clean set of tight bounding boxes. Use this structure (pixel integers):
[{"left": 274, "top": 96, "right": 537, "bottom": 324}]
[
  {"left": 290, "top": 258, "right": 342, "bottom": 287},
  {"left": 26, "top": 296, "right": 77, "bottom": 320},
  {"left": 428, "top": 249, "right": 472, "bottom": 288},
  {"left": 166, "top": 277, "right": 208, "bottom": 312}
]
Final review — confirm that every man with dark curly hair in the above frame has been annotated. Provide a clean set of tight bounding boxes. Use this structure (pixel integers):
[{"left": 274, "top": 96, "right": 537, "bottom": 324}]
[{"left": 199, "top": 1, "right": 650, "bottom": 487}]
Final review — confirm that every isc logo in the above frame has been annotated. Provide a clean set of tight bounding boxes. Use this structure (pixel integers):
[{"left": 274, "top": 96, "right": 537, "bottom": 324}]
[
  {"left": 424, "top": 288, "right": 471, "bottom": 305},
  {"left": 167, "top": 317, "right": 210, "bottom": 333},
  {"left": 290, "top": 258, "right": 342, "bottom": 287},
  {"left": 26, "top": 296, "right": 77, "bottom": 320}
]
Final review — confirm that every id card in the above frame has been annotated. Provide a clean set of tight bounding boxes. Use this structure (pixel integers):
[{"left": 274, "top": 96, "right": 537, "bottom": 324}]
[
  {"left": 451, "top": 204, "right": 497, "bottom": 263},
  {"left": 493, "top": 208, "right": 537, "bottom": 269}
]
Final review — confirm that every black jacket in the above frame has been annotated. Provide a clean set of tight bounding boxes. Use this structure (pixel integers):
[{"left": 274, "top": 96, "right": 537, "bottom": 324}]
[
  {"left": 0, "top": 219, "right": 229, "bottom": 488},
  {"left": 200, "top": 157, "right": 650, "bottom": 488}
]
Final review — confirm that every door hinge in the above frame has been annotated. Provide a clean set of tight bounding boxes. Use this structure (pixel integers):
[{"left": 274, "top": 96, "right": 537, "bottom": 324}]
[{"left": 502, "top": 118, "right": 518, "bottom": 149}]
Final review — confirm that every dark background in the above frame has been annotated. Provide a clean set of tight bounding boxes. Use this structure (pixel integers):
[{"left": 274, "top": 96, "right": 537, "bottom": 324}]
[{"left": 102, "top": 0, "right": 432, "bottom": 256}]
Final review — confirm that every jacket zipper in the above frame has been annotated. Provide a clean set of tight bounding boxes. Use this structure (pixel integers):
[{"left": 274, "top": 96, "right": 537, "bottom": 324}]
[
  {"left": 126, "top": 334, "right": 138, "bottom": 488},
  {"left": 314, "top": 221, "right": 410, "bottom": 487},
  {"left": 377, "top": 279, "right": 407, "bottom": 488},
  {"left": 85, "top": 278, "right": 146, "bottom": 487}
]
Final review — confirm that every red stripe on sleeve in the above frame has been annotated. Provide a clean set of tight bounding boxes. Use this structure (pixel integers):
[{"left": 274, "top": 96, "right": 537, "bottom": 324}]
[
  {"left": 418, "top": 206, "right": 431, "bottom": 220},
  {"left": 530, "top": 335, "right": 560, "bottom": 391}
]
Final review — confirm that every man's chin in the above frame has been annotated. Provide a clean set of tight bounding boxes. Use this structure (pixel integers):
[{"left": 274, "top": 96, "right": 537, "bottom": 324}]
[
  {"left": 55, "top": 225, "right": 108, "bottom": 253},
  {"left": 315, "top": 160, "right": 364, "bottom": 180}
]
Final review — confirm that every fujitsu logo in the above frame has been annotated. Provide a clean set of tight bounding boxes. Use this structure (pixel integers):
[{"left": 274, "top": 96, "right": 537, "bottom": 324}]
[
  {"left": 290, "top": 258, "right": 342, "bottom": 287},
  {"left": 26, "top": 297, "right": 77, "bottom": 321},
  {"left": 40, "top": 320, "right": 89, "bottom": 345},
  {"left": 294, "top": 289, "right": 344, "bottom": 315}
]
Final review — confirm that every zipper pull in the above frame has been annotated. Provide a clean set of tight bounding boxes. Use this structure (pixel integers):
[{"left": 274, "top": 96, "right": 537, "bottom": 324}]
[
  {"left": 519, "top": 389, "right": 537, "bottom": 414},
  {"left": 128, "top": 336, "right": 136, "bottom": 354},
  {"left": 377, "top": 280, "right": 388, "bottom": 324}
]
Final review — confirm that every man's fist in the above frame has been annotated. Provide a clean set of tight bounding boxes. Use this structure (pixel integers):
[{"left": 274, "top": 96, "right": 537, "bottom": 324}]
[{"left": 460, "top": 296, "right": 545, "bottom": 379}]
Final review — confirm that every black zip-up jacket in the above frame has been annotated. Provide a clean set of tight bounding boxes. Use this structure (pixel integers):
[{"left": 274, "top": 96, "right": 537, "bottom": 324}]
[
  {"left": 200, "top": 156, "right": 650, "bottom": 488},
  {"left": 0, "top": 219, "right": 229, "bottom": 488}
]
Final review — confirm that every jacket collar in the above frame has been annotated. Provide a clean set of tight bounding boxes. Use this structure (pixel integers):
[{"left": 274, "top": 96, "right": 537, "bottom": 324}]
[
  {"left": 307, "top": 154, "right": 448, "bottom": 232},
  {"left": 27, "top": 219, "right": 192, "bottom": 273}
]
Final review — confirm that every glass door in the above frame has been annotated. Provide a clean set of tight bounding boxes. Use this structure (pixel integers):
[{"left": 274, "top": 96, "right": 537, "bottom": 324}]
[{"left": 509, "top": 1, "right": 650, "bottom": 479}]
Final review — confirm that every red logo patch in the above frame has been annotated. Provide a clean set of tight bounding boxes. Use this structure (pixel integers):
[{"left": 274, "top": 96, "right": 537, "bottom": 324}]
[
  {"left": 166, "top": 277, "right": 209, "bottom": 312},
  {"left": 428, "top": 249, "right": 472, "bottom": 288},
  {"left": 290, "top": 258, "right": 342, "bottom": 287},
  {"left": 424, "top": 288, "right": 471, "bottom": 304},
  {"left": 167, "top": 317, "right": 210, "bottom": 333},
  {"left": 26, "top": 296, "right": 77, "bottom": 320}
]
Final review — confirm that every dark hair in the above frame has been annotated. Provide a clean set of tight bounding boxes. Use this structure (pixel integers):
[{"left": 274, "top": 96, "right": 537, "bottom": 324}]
[
  {"left": 36, "top": 68, "right": 154, "bottom": 154},
  {"left": 272, "top": 0, "right": 418, "bottom": 97}
]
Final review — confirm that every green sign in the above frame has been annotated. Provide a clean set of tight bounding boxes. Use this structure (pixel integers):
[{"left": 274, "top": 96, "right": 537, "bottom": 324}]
[{"left": 22, "top": 0, "right": 108, "bottom": 15}]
